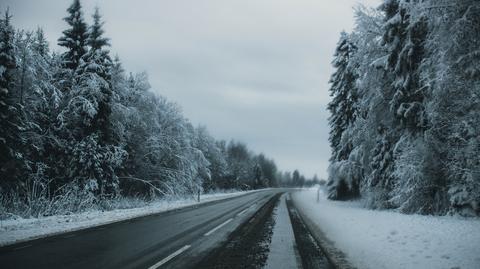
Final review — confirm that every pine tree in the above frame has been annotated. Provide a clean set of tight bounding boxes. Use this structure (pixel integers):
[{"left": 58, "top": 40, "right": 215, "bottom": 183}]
[
  {"left": 368, "top": 125, "right": 396, "bottom": 208},
  {"left": 32, "top": 28, "right": 49, "bottom": 57},
  {"left": 111, "top": 55, "right": 125, "bottom": 95},
  {"left": 0, "top": 9, "right": 23, "bottom": 188},
  {"left": 75, "top": 7, "right": 114, "bottom": 144},
  {"left": 58, "top": 0, "right": 88, "bottom": 70},
  {"left": 57, "top": 6, "right": 124, "bottom": 196},
  {"left": 88, "top": 7, "right": 110, "bottom": 52},
  {"left": 382, "top": 0, "right": 427, "bottom": 132},
  {"left": 326, "top": 32, "right": 360, "bottom": 200},
  {"left": 328, "top": 32, "right": 358, "bottom": 162},
  {"left": 425, "top": 0, "right": 480, "bottom": 215}
]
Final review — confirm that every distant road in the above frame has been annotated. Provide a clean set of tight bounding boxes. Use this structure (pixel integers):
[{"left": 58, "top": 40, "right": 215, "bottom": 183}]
[{"left": 0, "top": 189, "right": 282, "bottom": 269}]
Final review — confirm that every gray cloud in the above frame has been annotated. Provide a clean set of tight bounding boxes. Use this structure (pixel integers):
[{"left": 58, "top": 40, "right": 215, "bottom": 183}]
[{"left": 4, "top": 0, "right": 381, "bottom": 178}]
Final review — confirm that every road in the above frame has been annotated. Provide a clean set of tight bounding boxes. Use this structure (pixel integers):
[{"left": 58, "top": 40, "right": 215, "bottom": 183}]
[{"left": 0, "top": 189, "right": 283, "bottom": 269}]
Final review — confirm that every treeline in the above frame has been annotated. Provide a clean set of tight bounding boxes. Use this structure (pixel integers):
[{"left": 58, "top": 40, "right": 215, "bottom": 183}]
[
  {"left": 0, "top": 0, "right": 305, "bottom": 217},
  {"left": 327, "top": 0, "right": 480, "bottom": 216}
]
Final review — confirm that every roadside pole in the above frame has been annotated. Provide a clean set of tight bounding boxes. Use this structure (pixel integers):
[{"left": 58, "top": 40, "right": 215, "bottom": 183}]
[{"left": 317, "top": 187, "right": 320, "bottom": 203}]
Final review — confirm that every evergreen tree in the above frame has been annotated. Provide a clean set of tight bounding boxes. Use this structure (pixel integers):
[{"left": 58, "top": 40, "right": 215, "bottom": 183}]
[
  {"left": 58, "top": 0, "right": 88, "bottom": 70},
  {"left": 110, "top": 55, "right": 125, "bottom": 96},
  {"left": 326, "top": 32, "right": 361, "bottom": 200},
  {"left": 75, "top": 7, "right": 114, "bottom": 144},
  {"left": 32, "top": 28, "right": 49, "bottom": 57},
  {"left": 381, "top": 0, "right": 427, "bottom": 131},
  {"left": 0, "top": 9, "right": 23, "bottom": 189},
  {"left": 327, "top": 32, "right": 358, "bottom": 162},
  {"left": 88, "top": 7, "right": 110, "bottom": 52}
]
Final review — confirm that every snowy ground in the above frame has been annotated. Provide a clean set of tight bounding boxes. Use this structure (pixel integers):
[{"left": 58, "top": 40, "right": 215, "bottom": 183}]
[
  {"left": 264, "top": 194, "right": 302, "bottom": 269},
  {"left": 292, "top": 188, "right": 480, "bottom": 269},
  {"left": 0, "top": 189, "right": 264, "bottom": 247}
]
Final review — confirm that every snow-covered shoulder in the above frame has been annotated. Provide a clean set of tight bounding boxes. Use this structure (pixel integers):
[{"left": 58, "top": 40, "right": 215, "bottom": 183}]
[
  {"left": 0, "top": 189, "right": 265, "bottom": 247},
  {"left": 292, "top": 188, "right": 480, "bottom": 269}
]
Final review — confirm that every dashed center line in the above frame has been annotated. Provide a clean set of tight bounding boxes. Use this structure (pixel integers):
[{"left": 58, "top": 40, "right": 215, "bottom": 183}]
[
  {"left": 237, "top": 204, "right": 256, "bottom": 217},
  {"left": 204, "top": 218, "right": 233, "bottom": 236},
  {"left": 148, "top": 245, "right": 191, "bottom": 269},
  {"left": 237, "top": 208, "right": 250, "bottom": 217},
  {"left": 147, "top": 198, "right": 267, "bottom": 267}
]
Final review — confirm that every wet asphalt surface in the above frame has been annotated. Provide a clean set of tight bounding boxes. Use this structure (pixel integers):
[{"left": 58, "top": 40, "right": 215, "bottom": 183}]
[{"left": 0, "top": 189, "right": 332, "bottom": 269}]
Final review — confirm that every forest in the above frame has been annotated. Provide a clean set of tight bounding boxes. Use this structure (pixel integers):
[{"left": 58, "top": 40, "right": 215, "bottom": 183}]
[
  {"left": 327, "top": 0, "right": 480, "bottom": 216},
  {"left": 0, "top": 1, "right": 311, "bottom": 219}
]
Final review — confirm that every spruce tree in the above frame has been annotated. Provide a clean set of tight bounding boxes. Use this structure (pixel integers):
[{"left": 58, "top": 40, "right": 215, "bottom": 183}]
[
  {"left": 33, "top": 28, "right": 49, "bottom": 57},
  {"left": 59, "top": 7, "right": 123, "bottom": 196},
  {"left": 327, "top": 32, "right": 358, "bottom": 162},
  {"left": 78, "top": 7, "right": 114, "bottom": 144},
  {"left": 58, "top": 0, "right": 88, "bottom": 70},
  {"left": 88, "top": 7, "right": 110, "bottom": 52},
  {"left": 0, "top": 10, "right": 22, "bottom": 188},
  {"left": 382, "top": 0, "right": 427, "bottom": 131}
]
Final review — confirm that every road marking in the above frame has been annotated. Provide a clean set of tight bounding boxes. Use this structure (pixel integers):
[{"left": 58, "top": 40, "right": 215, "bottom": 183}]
[
  {"left": 148, "top": 245, "right": 191, "bottom": 269},
  {"left": 237, "top": 204, "right": 256, "bottom": 217},
  {"left": 13, "top": 244, "right": 32, "bottom": 251},
  {"left": 237, "top": 208, "right": 249, "bottom": 217},
  {"left": 204, "top": 218, "right": 233, "bottom": 236}
]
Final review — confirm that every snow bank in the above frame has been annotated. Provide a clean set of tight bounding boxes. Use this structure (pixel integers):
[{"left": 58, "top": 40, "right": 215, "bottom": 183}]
[
  {"left": 292, "top": 188, "right": 480, "bottom": 269},
  {"left": 265, "top": 194, "right": 302, "bottom": 269},
  {"left": 0, "top": 189, "right": 264, "bottom": 247}
]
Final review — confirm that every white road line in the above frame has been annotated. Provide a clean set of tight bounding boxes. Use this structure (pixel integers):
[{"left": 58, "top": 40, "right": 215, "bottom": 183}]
[
  {"left": 237, "top": 208, "right": 249, "bottom": 217},
  {"left": 204, "top": 218, "right": 233, "bottom": 236},
  {"left": 237, "top": 204, "right": 256, "bottom": 217},
  {"left": 13, "top": 244, "right": 32, "bottom": 251},
  {"left": 148, "top": 245, "right": 191, "bottom": 269}
]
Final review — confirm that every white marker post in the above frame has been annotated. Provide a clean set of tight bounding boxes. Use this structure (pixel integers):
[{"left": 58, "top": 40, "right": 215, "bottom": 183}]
[{"left": 317, "top": 187, "right": 320, "bottom": 203}]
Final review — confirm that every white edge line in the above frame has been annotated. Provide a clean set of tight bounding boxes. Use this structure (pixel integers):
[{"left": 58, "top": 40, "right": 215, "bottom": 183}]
[
  {"left": 204, "top": 218, "right": 233, "bottom": 236},
  {"left": 148, "top": 245, "right": 191, "bottom": 269}
]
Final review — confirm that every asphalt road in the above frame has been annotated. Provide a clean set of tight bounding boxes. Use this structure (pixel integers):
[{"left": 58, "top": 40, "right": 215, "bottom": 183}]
[{"left": 0, "top": 189, "right": 283, "bottom": 269}]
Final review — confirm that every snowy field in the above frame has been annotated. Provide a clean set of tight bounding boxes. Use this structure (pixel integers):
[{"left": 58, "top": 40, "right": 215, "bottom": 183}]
[
  {"left": 0, "top": 189, "right": 263, "bottom": 247},
  {"left": 292, "top": 188, "right": 480, "bottom": 269}
]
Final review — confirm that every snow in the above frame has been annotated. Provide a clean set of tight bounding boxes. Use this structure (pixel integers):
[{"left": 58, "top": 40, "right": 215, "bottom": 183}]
[
  {"left": 292, "top": 188, "right": 480, "bottom": 269},
  {"left": 265, "top": 194, "right": 302, "bottom": 269},
  {"left": 0, "top": 189, "right": 265, "bottom": 247}
]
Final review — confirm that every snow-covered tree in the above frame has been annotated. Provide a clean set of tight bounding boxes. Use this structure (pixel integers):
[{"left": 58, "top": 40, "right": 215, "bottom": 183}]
[
  {"left": 57, "top": 0, "right": 88, "bottom": 70},
  {"left": 192, "top": 126, "right": 227, "bottom": 191},
  {"left": 382, "top": 0, "right": 427, "bottom": 131},
  {"left": 326, "top": 32, "right": 361, "bottom": 200},
  {"left": 0, "top": 6, "right": 285, "bottom": 218},
  {"left": 423, "top": 0, "right": 480, "bottom": 215},
  {"left": 75, "top": 7, "right": 114, "bottom": 144},
  {"left": 328, "top": 32, "right": 358, "bottom": 162},
  {"left": 325, "top": 1, "right": 480, "bottom": 216},
  {"left": 0, "top": 10, "right": 24, "bottom": 189}
]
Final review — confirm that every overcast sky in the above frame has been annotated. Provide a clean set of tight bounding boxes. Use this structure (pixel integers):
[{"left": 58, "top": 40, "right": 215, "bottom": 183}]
[{"left": 4, "top": 0, "right": 380, "bottom": 179}]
